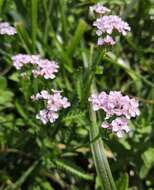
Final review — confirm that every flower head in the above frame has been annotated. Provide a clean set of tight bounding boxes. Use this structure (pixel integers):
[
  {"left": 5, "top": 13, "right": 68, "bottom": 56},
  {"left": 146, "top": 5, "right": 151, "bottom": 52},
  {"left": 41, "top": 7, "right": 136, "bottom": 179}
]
[
  {"left": 89, "top": 91, "right": 140, "bottom": 137},
  {"left": 90, "top": 4, "right": 110, "bottom": 15},
  {"left": 91, "top": 4, "right": 131, "bottom": 46},
  {"left": 0, "top": 22, "right": 16, "bottom": 35},
  {"left": 32, "top": 59, "right": 59, "bottom": 79},
  {"left": 93, "top": 15, "right": 130, "bottom": 36},
  {"left": 12, "top": 54, "right": 59, "bottom": 79},
  {"left": 31, "top": 90, "right": 70, "bottom": 124},
  {"left": 12, "top": 54, "right": 40, "bottom": 70}
]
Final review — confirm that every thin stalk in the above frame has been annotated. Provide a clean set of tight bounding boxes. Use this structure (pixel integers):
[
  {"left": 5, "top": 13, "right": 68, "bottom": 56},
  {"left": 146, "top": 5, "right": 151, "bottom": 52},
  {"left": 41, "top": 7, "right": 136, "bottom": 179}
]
[
  {"left": 59, "top": 0, "right": 67, "bottom": 44},
  {"left": 89, "top": 86, "right": 117, "bottom": 190},
  {"left": 85, "top": 47, "right": 117, "bottom": 190},
  {"left": 31, "top": 0, "right": 38, "bottom": 53},
  {"left": 43, "top": 0, "right": 53, "bottom": 43},
  {"left": 83, "top": 50, "right": 105, "bottom": 104}
]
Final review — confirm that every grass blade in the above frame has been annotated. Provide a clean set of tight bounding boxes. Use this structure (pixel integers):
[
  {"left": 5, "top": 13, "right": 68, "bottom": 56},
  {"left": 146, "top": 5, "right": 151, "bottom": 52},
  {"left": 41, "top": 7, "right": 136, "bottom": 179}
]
[
  {"left": 7, "top": 160, "right": 39, "bottom": 190},
  {"left": 16, "top": 23, "right": 31, "bottom": 54},
  {"left": 31, "top": 0, "right": 38, "bottom": 53},
  {"left": 59, "top": 0, "right": 67, "bottom": 44},
  {"left": 67, "top": 19, "right": 87, "bottom": 57},
  {"left": 116, "top": 173, "right": 129, "bottom": 190}
]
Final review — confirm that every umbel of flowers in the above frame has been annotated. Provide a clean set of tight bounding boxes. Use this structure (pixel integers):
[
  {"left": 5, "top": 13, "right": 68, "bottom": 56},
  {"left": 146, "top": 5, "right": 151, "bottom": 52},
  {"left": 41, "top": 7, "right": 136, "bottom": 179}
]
[
  {"left": 0, "top": 22, "right": 16, "bottom": 35},
  {"left": 89, "top": 91, "right": 140, "bottom": 138},
  {"left": 31, "top": 90, "right": 70, "bottom": 124},
  {"left": 12, "top": 53, "right": 70, "bottom": 124},
  {"left": 12, "top": 54, "right": 59, "bottom": 79},
  {"left": 90, "top": 4, "right": 131, "bottom": 46}
]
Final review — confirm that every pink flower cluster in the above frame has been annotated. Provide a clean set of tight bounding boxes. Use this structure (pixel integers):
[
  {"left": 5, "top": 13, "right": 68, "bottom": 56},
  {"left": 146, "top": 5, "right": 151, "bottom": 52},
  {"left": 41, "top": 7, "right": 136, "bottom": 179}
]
[
  {"left": 12, "top": 54, "right": 70, "bottom": 124},
  {"left": 0, "top": 22, "right": 16, "bottom": 35},
  {"left": 12, "top": 54, "right": 40, "bottom": 70},
  {"left": 90, "top": 4, "right": 111, "bottom": 15},
  {"left": 89, "top": 91, "right": 140, "bottom": 137},
  {"left": 12, "top": 54, "right": 59, "bottom": 79},
  {"left": 93, "top": 15, "right": 131, "bottom": 36},
  {"left": 91, "top": 4, "right": 131, "bottom": 46},
  {"left": 97, "top": 35, "right": 115, "bottom": 46},
  {"left": 101, "top": 117, "right": 129, "bottom": 138},
  {"left": 31, "top": 90, "right": 70, "bottom": 124}
]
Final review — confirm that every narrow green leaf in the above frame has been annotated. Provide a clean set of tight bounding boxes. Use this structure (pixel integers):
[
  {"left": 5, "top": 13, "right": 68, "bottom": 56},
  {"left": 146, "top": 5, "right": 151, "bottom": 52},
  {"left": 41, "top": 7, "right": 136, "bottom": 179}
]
[
  {"left": 140, "top": 148, "right": 154, "bottom": 179},
  {"left": 0, "top": 0, "right": 4, "bottom": 12},
  {"left": 16, "top": 23, "right": 31, "bottom": 53},
  {"left": 116, "top": 173, "right": 129, "bottom": 190},
  {"left": 59, "top": 0, "right": 67, "bottom": 44},
  {"left": 43, "top": 0, "right": 53, "bottom": 43},
  {"left": 0, "top": 76, "right": 7, "bottom": 89},
  {"left": 15, "top": 100, "right": 28, "bottom": 120},
  {"left": 54, "top": 159, "right": 93, "bottom": 181},
  {"left": 50, "top": 32, "right": 73, "bottom": 73},
  {"left": 67, "top": 20, "right": 87, "bottom": 57}
]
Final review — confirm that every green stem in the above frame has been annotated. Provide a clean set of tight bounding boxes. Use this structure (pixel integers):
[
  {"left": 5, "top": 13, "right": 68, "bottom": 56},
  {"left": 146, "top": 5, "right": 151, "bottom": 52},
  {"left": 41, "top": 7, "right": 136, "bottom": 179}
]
[
  {"left": 87, "top": 49, "right": 117, "bottom": 190},
  {"left": 89, "top": 93, "right": 117, "bottom": 190},
  {"left": 83, "top": 50, "right": 105, "bottom": 104},
  {"left": 6, "top": 160, "right": 39, "bottom": 190}
]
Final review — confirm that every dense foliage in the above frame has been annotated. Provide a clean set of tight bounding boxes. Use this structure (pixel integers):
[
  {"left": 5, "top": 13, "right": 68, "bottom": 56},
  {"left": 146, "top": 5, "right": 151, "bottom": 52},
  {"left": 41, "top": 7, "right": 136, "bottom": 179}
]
[{"left": 0, "top": 0, "right": 154, "bottom": 189}]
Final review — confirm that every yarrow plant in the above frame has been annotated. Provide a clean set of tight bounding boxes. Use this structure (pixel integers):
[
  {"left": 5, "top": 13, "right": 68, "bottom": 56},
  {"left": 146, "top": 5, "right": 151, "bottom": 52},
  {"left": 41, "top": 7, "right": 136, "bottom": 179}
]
[
  {"left": 31, "top": 90, "right": 70, "bottom": 124},
  {"left": 0, "top": 2, "right": 145, "bottom": 190},
  {"left": 91, "top": 3, "right": 131, "bottom": 46},
  {"left": 89, "top": 91, "right": 140, "bottom": 137},
  {"left": 0, "top": 22, "right": 16, "bottom": 35},
  {"left": 87, "top": 4, "right": 140, "bottom": 190},
  {"left": 88, "top": 5, "right": 138, "bottom": 138},
  {"left": 12, "top": 54, "right": 59, "bottom": 79}
]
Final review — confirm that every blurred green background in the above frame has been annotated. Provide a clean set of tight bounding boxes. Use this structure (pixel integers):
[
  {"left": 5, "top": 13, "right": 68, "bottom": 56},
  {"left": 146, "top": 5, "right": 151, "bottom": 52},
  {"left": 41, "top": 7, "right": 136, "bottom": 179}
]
[{"left": 0, "top": 0, "right": 154, "bottom": 189}]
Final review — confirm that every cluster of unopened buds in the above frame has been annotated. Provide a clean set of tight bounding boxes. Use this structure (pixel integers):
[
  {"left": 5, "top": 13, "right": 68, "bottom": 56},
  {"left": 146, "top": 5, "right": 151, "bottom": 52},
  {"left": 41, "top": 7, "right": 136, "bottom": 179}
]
[
  {"left": 12, "top": 54, "right": 59, "bottom": 79},
  {"left": 90, "top": 3, "right": 131, "bottom": 46},
  {"left": 89, "top": 91, "right": 140, "bottom": 138},
  {"left": 31, "top": 90, "right": 70, "bottom": 124},
  {"left": 0, "top": 22, "right": 16, "bottom": 35}
]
